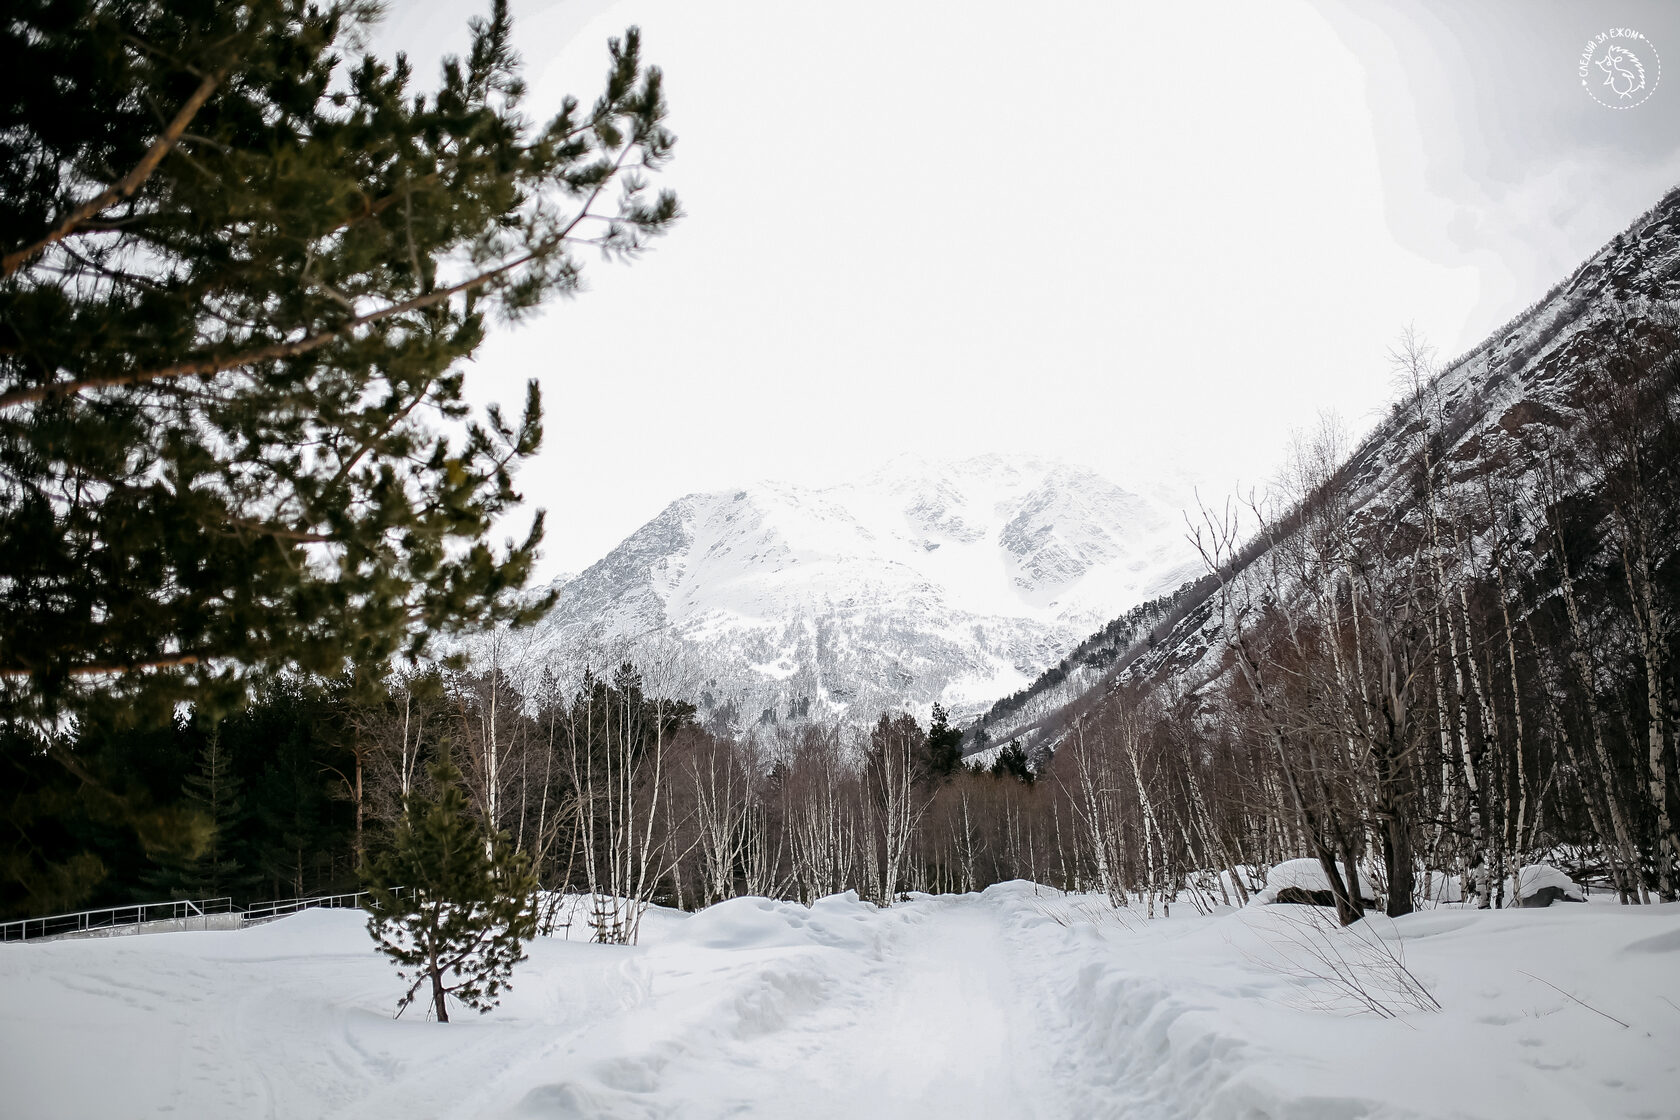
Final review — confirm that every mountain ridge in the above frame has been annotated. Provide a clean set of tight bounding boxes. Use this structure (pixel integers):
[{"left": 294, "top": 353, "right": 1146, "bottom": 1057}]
[
  {"left": 533, "top": 453, "right": 1205, "bottom": 730},
  {"left": 967, "top": 183, "right": 1680, "bottom": 762}
]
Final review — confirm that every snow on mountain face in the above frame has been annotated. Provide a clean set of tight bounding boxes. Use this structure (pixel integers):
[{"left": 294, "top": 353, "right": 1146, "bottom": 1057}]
[
  {"left": 537, "top": 454, "right": 1201, "bottom": 727},
  {"left": 977, "top": 186, "right": 1680, "bottom": 759}
]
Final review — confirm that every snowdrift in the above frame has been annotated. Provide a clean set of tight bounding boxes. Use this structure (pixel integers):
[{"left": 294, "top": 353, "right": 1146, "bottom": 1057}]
[{"left": 2, "top": 887, "right": 1676, "bottom": 1118}]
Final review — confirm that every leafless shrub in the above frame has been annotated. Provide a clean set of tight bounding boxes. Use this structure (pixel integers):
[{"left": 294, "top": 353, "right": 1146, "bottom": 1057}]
[
  {"left": 1247, "top": 909, "right": 1441, "bottom": 1018},
  {"left": 1032, "top": 895, "right": 1144, "bottom": 937}
]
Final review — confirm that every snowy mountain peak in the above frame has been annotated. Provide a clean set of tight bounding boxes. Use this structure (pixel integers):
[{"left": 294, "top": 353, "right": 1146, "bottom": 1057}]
[{"left": 537, "top": 454, "right": 1203, "bottom": 727}]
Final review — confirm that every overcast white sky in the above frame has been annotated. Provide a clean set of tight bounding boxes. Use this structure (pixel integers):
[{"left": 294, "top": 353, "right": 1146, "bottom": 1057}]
[{"left": 368, "top": 0, "right": 1680, "bottom": 579}]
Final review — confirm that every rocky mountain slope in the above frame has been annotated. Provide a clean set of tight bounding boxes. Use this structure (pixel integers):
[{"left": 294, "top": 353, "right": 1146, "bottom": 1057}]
[
  {"left": 971, "top": 184, "right": 1680, "bottom": 762},
  {"left": 534, "top": 455, "right": 1204, "bottom": 729}
]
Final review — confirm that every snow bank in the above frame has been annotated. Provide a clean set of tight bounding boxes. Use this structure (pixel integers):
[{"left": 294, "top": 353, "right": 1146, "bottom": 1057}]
[
  {"left": 1, "top": 886, "right": 1676, "bottom": 1118},
  {"left": 1010, "top": 889, "right": 1680, "bottom": 1119},
  {"left": 1510, "top": 863, "right": 1583, "bottom": 903},
  {"left": 1259, "top": 857, "right": 1377, "bottom": 903}
]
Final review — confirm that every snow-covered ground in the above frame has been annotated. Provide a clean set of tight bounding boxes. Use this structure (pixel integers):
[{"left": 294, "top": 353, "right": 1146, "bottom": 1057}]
[{"left": 4, "top": 885, "right": 1678, "bottom": 1119}]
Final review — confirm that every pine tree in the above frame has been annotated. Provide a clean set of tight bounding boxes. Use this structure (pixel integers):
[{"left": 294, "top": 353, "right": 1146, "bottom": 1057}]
[
  {"left": 925, "top": 703, "right": 964, "bottom": 779},
  {"left": 363, "top": 759, "right": 537, "bottom": 1023},
  {"left": 3, "top": 715, "right": 208, "bottom": 918},
  {"left": 0, "top": 0, "right": 679, "bottom": 723},
  {"left": 146, "top": 729, "right": 254, "bottom": 900},
  {"left": 990, "top": 739, "right": 1034, "bottom": 785}
]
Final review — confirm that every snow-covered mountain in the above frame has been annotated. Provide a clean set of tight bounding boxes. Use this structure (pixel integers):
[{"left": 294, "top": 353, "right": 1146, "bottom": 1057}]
[
  {"left": 970, "top": 184, "right": 1680, "bottom": 761},
  {"left": 536, "top": 454, "right": 1203, "bottom": 729}
]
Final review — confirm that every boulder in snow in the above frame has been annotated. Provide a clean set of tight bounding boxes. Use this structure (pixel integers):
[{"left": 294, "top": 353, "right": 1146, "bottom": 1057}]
[
  {"left": 1512, "top": 863, "right": 1584, "bottom": 908},
  {"left": 1263, "top": 858, "right": 1377, "bottom": 908}
]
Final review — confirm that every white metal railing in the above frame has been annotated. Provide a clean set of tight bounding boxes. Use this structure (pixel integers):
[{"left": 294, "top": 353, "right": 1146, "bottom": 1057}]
[
  {"left": 1, "top": 889, "right": 414, "bottom": 942},
  {"left": 0, "top": 896, "right": 235, "bottom": 943},
  {"left": 239, "top": 890, "right": 384, "bottom": 926}
]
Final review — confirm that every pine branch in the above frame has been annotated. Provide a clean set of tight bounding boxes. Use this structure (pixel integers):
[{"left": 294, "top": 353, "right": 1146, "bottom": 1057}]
[
  {"left": 322, "top": 173, "right": 442, "bottom": 240},
  {"left": 0, "top": 653, "right": 204, "bottom": 679},
  {"left": 0, "top": 146, "right": 634, "bottom": 411},
  {"left": 0, "top": 256, "right": 517, "bottom": 409},
  {"left": 2, "top": 69, "right": 226, "bottom": 278}
]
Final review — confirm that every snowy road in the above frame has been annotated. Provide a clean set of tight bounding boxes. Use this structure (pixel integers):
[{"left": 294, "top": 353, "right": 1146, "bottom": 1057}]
[
  {"left": 4, "top": 884, "right": 1679, "bottom": 1119},
  {"left": 508, "top": 892, "right": 1077, "bottom": 1118},
  {"left": 799, "top": 896, "right": 1058, "bottom": 1118}
]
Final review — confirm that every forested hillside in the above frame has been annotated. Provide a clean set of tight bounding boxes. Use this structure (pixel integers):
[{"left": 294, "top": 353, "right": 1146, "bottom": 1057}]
[{"left": 1000, "top": 183, "right": 1680, "bottom": 916}]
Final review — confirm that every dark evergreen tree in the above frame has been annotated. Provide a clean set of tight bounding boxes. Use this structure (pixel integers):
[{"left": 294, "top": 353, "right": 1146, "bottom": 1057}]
[
  {"left": 563, "top": 663, "right": 697, "bottom": 780},
  {"left": 4, "top": 674, "right": 360, "bottom": 917},
  {"left": 145, "top": 729, "right": 256, "bottom": 900},
  {"left": 990, "top": 739, "right": 1034, "bottom": 785},
  {"left": 2, "top": 717, "right": 205, "bottom": 918},
  {"left": 363, "top": 759, "right": 537, "bottom": 1022},
  {"left": 0, "top": 0, "right": 679, "bottom": 723},
  {"left": 925, "top": 703, "right": 964, "bottom": 779},
  {"left": 230, "top": 679, "right": 354, "bottom": 899}
]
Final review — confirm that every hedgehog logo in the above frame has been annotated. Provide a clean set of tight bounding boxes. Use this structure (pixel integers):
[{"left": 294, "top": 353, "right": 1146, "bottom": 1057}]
[
  {"left": 1580, "top": 29, "right": 1660, "bottom": 109},
  {"left": 1597, "top": 45, "right": 1645, "bottom": 99}
]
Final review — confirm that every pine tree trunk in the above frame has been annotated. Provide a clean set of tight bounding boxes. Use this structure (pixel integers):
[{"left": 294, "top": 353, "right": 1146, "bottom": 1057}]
[
  {"left": 431, "top": 965, "right": 449, "bottom": 1023},
  {"left": 354, "top": 748, "right": 365, "bottom": 869}
]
